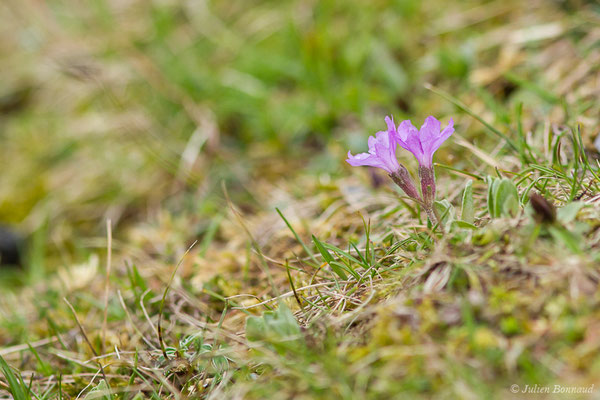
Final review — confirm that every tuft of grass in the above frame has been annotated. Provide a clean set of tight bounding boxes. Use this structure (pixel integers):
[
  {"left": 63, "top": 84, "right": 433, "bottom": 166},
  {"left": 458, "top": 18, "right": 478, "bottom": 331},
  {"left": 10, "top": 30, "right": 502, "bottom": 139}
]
[{"left": 0, "top": 355, "right": 31, "bottom": 400}]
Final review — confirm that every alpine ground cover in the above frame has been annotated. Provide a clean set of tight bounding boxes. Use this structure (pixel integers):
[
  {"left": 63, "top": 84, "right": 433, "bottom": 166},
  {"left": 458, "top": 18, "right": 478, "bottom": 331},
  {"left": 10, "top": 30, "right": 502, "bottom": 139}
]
[{"left": 1, "top": 0, "right": 600, "bottom": 399}]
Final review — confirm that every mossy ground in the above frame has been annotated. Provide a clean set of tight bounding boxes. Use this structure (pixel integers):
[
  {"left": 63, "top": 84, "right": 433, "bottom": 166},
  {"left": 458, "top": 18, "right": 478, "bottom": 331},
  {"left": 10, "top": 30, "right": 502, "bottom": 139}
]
[{"left": 1, "top": 1, "right": 600, "bottom": 399}]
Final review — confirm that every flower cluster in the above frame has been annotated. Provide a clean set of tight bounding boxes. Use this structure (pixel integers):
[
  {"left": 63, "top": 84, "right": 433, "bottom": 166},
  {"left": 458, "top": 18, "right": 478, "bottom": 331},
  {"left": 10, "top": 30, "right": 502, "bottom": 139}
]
[{"left": 347, "top": 115, "right": 454, "bottom": 222}]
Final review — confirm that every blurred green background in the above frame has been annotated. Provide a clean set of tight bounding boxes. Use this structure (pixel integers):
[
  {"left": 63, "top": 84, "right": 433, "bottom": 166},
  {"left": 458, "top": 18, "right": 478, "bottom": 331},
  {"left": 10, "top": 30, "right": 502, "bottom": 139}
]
[{"left": 0, "top": 0, "right": 595, "bottom": 280}]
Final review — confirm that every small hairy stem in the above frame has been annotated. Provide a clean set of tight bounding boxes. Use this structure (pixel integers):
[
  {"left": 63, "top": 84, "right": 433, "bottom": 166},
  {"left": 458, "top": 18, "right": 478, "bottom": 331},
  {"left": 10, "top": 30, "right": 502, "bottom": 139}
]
[
  {"left": 425, "top": 206, "right": 438, "bottom": 225},
  {"left": 389, "top": 166, "right": 422, "bottom": 202},
  {"left": 418, "top": 165, "right": 436, "bottom": 209}
]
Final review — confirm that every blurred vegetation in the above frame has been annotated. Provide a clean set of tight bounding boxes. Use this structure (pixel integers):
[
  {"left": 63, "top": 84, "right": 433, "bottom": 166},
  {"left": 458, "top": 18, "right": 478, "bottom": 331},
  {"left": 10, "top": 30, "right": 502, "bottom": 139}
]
[
  {"left": 4, "top": 0, "right": 597, "bottom": 270},
  {"left": 0, "top": 0, "right": 480, "bottom": 270},
  {"left": 1, "top": 0, "right": 600, "bottom": 399}
]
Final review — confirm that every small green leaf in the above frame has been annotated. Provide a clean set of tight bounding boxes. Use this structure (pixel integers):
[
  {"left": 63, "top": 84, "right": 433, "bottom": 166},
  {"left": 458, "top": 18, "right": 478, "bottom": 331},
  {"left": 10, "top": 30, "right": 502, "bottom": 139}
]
[
  {"left": 461, "top": 180, "right": 474, "bottom": 223},
  {"left": 488, "top": 177, "right": 519, "bottom": 218},
  {"left": 245, "top": 303, "right": 301, "bottom": 344},
  {"left": 557, "top": 202, "right": 585, "bottom": 224},
  {"left": 245, "top": 316, "right": 267, "bottom": 342},
  {"left": 434, "top": 199, "right": 455, "bottom": 227},
  {"left": 494, "top": 179, "right": 519, "bottom": 217},
  {"left": 486, "top": 176, "right": 500, "bottom": 217},
  {"left": 486, "top": 176, "right": 521, "bottom": 218},
  {"left": 452, "top": 220, "right": 477, "bottom": 230},
  {"left": 502, "top": 193, "right": 520, "bottom": 217},
  {"left": 84, "top": 379, "right": 111, "bottom": 400}
]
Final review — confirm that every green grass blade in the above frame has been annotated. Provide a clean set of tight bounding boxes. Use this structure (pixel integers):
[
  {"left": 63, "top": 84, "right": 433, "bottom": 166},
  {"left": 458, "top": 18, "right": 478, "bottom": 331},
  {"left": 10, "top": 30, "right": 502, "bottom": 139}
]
[
  {"left": 0, "top": 355, "right": 30, "bottom": 400},
  {"left": 312, "top": 235, "right": 347, "bottom": 280},
  {"left": 276, "top": 208, "right": 318, "bottom": 265}
]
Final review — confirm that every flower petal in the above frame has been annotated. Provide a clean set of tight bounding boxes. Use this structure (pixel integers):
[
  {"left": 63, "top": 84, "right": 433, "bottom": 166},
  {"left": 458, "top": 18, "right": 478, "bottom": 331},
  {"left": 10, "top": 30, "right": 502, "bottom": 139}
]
[
  {"left": 403, "top": 132, "right": 427, "bottom": 165},
  {"left": 347, "top": 124, "right": 401, "bottom": 174},
  {"left": 347, "top": 147, "right": 395, "bottom": 173},
  {"left": 419, "top": 116, "right": 441, "bottom": 144},
  {"left": 385, "top": 116, "right": 396, "bottom": 135},
  {"left": 396, "top": 120, "right": 426, "bottom": 164},
  {"left": 346, "top": 150, "right": 387, "bottom": 171},
  {"left": 373, "top": 131, "right": 399, "bottom": 173},
  {"left": 367, "top": 135, "right": 378, "bottom": 153},
  {"left": 428, "top": 118, "right": 454, "bottom": 158},
  {"left": 396, "top": 120, "right": 419, "bottom": 143}
]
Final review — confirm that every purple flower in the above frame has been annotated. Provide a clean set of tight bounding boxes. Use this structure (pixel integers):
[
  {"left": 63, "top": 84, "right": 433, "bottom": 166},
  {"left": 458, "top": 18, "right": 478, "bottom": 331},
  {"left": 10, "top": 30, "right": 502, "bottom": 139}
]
[
  {"left": 345, "top": 114, "right": 455, "bottom": 225},
  {"left": 395, "top": 116, "right": 454, "bottom": 168},
  {"left": 346, "top": 119, "right": 400, "bottom": 174},
  {"left": 346, "top": 117, "right": 422, "bottom": 201}
]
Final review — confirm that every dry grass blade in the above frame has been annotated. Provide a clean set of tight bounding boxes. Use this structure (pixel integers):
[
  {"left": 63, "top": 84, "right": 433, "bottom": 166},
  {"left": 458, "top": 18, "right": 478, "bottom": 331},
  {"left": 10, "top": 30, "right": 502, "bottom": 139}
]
[
  {"left": 157, "top": 240, "right": 198, "bottom": 360},
  {"left": 63, "top": 298, "right": 108, "bottom": 383},
  {"left": 101, "top": 219, "right": 112, "bottom": 354}
]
